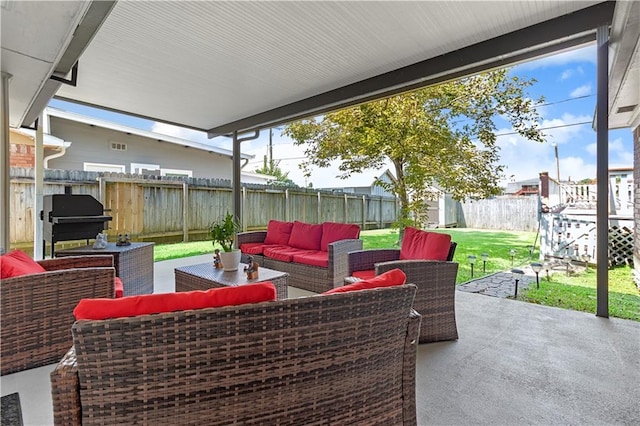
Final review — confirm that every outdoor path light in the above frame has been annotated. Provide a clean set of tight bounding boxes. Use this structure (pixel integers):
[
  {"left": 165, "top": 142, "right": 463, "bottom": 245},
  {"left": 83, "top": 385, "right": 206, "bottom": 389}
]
[
  {"left": 543, "top": 261, "right": 551, "bottom": 281},
  {"left": 481, "top": 253, "right": 489, "bottom": 273},
  {"left": 468, "top": 255, "right": 477, "bottom": 278},
  {"left": 530, "top": 262, "right": 543, "bottom": 289},
  {"left": 581, "top": 253, "right": 591, "bottom": 270},
  {"left": 509, "top": 249, "right": 516, "bottom": 266},
  {"left": 511, "top": 268, "right": 524, "bottom": 298},
  {"left": 564, "top": 254, "right": 571, "bottom": 276}
]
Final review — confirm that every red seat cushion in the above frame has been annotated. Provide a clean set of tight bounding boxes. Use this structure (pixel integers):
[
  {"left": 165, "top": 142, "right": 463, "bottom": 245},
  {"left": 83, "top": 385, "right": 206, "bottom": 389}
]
[
  {"left": 320, "top": 222, "right": 361, "bottom": 251},
  {"left": 0, "top": 250, "right": 46, "bottom": 279},
  {"left": 288, "top": 221, "right": 323, "bottom": 251},
  {"left": 399, "top": 227, "right": 452, "bottom": 261},
  {"left": 263, "top": 220, "right": 294, "bottom": 245},
  {"left": 352, "top": 269, "right": 376, "bottom": 280},
  {"left": 264, "top": 246, "right": 313, "bottom": 263},
  {"left": 239, "top": 243, "right": 281, "bottom": 255},
  {"left": 292, "top": 251, "right": 328, "bottom": 268},
  {"left": 74, "top": 282, "right": 277, "bottom": 320},
  {"left": 324, "top": 269, "right": 406, "bottom": 294},
  {"left": 114, "top": 277, "right": 124, "bottom": 298}
]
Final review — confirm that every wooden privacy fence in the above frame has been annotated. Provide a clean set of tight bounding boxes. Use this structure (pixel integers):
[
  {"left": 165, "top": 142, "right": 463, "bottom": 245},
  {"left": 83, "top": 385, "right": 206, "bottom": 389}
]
[
  {"left": 9, "top": 169, "right": 398, "bottom": 248},
  {"left": 456, "top": 196, "right": 538, "bottom": 232}
]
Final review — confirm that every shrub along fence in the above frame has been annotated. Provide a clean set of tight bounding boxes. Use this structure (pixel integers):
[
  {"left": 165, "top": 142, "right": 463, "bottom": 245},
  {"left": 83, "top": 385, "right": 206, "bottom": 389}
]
[{"left": 10, "top": 168, "right": 398, "bottom": 253}]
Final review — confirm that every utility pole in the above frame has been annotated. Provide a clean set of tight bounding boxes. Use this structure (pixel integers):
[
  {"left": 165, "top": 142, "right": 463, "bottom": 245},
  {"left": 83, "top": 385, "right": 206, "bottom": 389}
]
[
  {"left": 552, "top": 142, "right": 560, "bottom": 203},
  {"left": 269, "top": 128, "right": 274, "bottom": 171}
]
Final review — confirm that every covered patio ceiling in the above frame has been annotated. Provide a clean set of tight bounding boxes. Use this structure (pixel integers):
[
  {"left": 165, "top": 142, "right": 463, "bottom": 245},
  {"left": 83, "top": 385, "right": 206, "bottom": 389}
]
[{"left": 3, "top": 1, "right": 635, "bottom": 135}]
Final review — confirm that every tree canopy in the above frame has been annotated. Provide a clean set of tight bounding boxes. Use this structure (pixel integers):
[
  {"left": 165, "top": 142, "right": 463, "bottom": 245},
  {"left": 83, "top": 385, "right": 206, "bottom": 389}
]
[
  {"left": 255, "top": 156, "right": 296, "bottom": 187},
  {"left": 284, "top": 69, "right": 545, "bottom": 227}
]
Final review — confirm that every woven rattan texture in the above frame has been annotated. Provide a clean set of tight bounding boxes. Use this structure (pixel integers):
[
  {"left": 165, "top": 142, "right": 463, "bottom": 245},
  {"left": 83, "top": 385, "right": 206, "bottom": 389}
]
[
  {"left": 376, "top": 260, "right": 459, "bottom": 343},
  {"left": 51, "top": 285, "right": 419, "bottom": 425},
  {"left": 1, "top": 255, "right": 115, "bottom": 375},
  {"left": 56, "top": 243, "right": 154, "bottom": 296},
  {"left": 174, "top": 262, "right": 289, "bottom": 299},
  {"left": 237, "top": 231, "right": 362, "bottom": 293},
  {"left": 347, "top": 248, "right": 459, "bottom": 343}
]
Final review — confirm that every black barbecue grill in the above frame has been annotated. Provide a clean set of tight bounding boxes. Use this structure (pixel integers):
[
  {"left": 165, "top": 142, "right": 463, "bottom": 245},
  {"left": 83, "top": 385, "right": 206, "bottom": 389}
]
[{"left": 41, "top": 193, "right": 112, "bottom": 257}]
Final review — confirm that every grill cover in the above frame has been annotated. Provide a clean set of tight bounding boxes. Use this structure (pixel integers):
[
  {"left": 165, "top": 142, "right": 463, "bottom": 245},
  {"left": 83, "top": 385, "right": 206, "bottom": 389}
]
[{"left": 42, "top": 194, "right": 112, "bottom": 244}]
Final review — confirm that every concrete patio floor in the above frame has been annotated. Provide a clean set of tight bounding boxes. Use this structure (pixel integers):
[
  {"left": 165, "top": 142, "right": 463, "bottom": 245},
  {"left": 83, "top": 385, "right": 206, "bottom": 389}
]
[{"left": 1, "top": 254, "right": 638, "bottom": 425}]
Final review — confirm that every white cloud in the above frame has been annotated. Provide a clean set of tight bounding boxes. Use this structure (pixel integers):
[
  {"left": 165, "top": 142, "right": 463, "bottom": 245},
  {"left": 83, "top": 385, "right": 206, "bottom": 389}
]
[
  {"left": 569, "top": 84, "right": 592, "bottom": 98},
  {"left": 515, "top": 45, "right": 595, "bottom": 71},
  {"left": 560, "top": 69, "right": 573, "bottom": 80}
]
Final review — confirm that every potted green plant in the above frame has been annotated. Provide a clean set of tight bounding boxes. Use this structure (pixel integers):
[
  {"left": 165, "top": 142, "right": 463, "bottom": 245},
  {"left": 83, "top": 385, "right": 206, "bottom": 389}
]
[{"left": 209, "top": 212, "right": 241, "bottom": 271}]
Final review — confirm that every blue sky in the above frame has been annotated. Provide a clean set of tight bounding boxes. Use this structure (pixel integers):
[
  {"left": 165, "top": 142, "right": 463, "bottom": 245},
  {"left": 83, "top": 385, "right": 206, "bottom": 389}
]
[{"left": 49, "top": 45, "right": 634, "bottom": 188}]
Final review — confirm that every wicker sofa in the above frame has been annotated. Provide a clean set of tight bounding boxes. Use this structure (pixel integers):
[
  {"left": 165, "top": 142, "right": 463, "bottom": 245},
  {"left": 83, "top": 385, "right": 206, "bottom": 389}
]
[
  {"left": 237, "top": 220, "right": 363, "bottom": 293},
  {"left": 1, "top": 255, "right": 115, "bottom": 375},
  {"left": 51, "top": 284, "right": 420, "bottom": 425}
]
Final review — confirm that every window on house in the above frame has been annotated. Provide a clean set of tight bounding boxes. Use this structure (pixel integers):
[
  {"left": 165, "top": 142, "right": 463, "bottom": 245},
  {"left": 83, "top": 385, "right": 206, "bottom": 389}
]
[
  {"left": 160, "top": 168, "right": 192, "bottom": 178},
  {"left": 131, "top": 163, "right": 160, "bottom": 174},
  {"left": 84, "top": 162, "right": 125, "bottom": 173}
]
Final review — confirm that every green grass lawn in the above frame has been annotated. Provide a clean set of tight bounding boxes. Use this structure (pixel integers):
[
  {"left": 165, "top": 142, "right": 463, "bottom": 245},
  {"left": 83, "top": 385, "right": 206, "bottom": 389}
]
[{"left": 153, "top": 228, "right": 639, "bottom": 321}]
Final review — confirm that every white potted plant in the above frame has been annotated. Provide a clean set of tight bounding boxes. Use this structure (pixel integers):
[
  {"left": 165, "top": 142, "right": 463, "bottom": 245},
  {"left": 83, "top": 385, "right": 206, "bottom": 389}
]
[{"left": 209, "top": 212, "right": 241, "bottom": 271}]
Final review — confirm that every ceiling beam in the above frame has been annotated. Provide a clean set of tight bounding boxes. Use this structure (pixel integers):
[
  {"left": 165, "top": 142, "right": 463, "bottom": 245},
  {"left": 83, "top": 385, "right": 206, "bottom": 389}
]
[{"left": 207, "top": 1, "right": 616, "bottom": 137}]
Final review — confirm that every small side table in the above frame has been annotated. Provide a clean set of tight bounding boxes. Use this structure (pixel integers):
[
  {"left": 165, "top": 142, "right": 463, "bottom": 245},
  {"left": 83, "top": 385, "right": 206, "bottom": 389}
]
[{"left": 55, "top": 242, "right": 154, "bottom": 296}]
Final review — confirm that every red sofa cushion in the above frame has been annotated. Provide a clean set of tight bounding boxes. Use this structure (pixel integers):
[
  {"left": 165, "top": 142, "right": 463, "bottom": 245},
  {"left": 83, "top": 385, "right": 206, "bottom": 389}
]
[
  {"left": 399, "top": 227, "right": 452, "bottom": 261},
  {"left": 288, "top": 221, "right": 323, "bottom": 251},
  {"left": 0, "top": 250, "right": 46, "bottom": 279},
  {"left": 114, "top": 277, "right": 124, "bottom": 298},
  {"left": 74, "top": 282, "right": 277, "bottom": 320},
  {"left": 324, "top": 269, "right": 406, "bottom": 294},
  {"left": 292, "top": 251, "right": 328, "bottom": 268},
  {"left": 320, "top": 222, "right": 360, "bottom": 251},
  {"left": 239, "top": 243, "right": 283, "bottom": 255},
  {"left": 352, "top": 269, "right": 376, "bottom": 280},
  {"left": 264, "top": 246, "right": 313, "bottom": 263},
  {"left": 263, "top": 220, "right": 294, "bottom": 245}
]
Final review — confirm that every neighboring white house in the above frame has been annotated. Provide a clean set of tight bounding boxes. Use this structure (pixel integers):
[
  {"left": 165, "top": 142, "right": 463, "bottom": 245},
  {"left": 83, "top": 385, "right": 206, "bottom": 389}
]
[{"left": 38, "top": 107, "right": 271, "bottom": 183}]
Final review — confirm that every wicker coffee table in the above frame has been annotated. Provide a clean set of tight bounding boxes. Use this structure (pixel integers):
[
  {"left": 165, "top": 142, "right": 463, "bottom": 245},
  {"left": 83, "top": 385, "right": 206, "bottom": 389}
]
[{"left": 174, "top": 262, "right": 289, "bottom": 300}]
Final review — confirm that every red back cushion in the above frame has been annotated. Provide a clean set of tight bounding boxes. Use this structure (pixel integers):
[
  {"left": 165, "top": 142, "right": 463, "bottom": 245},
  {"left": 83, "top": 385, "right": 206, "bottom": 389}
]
[
  {"left": 0, "top": 250, "right": 46, "bottom": 279},
  {"left": 320, "top": 222, "right": 361, "bottom": 252},
  {"left": 324, "top": 269, "right": 406, "bottom": 294},
  {"left": 288, "top": 221, "right": 323, "bottom": 251},
  {"left": 263, "top": 220, "right": 294, "bottom": 245},
  {"left": 74, "top": 282, "right": 277, "bottom": 320},
  {"left": 399, "top": 227, "right": 452, "bottom": 261}
]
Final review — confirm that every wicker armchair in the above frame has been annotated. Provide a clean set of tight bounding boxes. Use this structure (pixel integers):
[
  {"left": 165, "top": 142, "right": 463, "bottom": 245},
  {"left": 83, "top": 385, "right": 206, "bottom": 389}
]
[
  {"left": 1, "top": 255, "right": 115, "bottom": 375},
  {"left": 51, "top": 285, "right": 420, "bottom": 425},
  {"left": 347, "top": 242, "right": 459, "bottom": 343}
]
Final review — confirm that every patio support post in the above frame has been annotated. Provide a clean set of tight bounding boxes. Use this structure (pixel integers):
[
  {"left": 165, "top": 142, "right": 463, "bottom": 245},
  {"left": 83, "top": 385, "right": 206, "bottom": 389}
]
[
  {"left": 232, "top": 130, "right": 259, "bottom": 234},
  {"left": 34, "top": 114, "right": 44, "bottom": 259},
  {"left": 0, "top": 72, "right": 11, "bottom": 254},
  {"left": 233, "top": 131, "right": 241, "bottom": 225},
  {"left": 595, "top": 24, "right": 609, "bottom": 318}
]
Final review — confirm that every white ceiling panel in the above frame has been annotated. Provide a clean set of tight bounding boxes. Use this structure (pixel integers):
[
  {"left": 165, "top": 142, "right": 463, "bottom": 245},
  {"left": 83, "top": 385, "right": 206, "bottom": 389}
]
[
  {"left": 54, "top": 1, "right": 605, "bottom": 133},
  {"left": 1, "top": 0, "right": 92, "bottom": 127}
]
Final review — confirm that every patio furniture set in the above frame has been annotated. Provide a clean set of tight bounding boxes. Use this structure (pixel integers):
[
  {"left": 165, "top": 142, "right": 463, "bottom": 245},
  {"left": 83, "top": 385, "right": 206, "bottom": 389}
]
[{"left": 1, "top": 221, "right": 458, "bottom": 424}]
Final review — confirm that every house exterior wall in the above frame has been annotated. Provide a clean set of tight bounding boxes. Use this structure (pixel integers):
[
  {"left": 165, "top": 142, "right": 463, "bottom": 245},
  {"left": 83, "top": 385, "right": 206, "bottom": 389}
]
[
  {"left": 634, "top": 125, "right": 639, "bottom": 288},
  {"left": 48, "top": 117, "right": 233, "bottom": 179}
]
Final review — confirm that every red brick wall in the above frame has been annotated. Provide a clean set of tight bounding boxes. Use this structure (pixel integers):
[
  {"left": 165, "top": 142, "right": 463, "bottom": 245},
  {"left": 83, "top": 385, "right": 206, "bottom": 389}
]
[{"left": 10, "top": 143, "right": 35, "bottom": 168}]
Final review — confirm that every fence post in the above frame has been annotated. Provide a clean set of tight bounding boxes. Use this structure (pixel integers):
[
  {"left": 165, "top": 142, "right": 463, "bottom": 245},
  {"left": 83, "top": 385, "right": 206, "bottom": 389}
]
[
  {"left": 242, "top": 186, "right": 247, "bottom": 231},
  {"left": 317, "top": 191, "right": 322, "bottom": 224},
  {"left": 362, "top": 195, "right": 366, "bottom": 229},
  {"left": 379, "top": 196, "right": 383, "bottom": 229},
  {"left": 285, "top": 189, "right": 290, "bottom": 222},
  {"left": 344, "top": 193, "right": 348, "bottom": 223},
  {"left": 182, "top": 181, "right": 189, "bottom": 242}
]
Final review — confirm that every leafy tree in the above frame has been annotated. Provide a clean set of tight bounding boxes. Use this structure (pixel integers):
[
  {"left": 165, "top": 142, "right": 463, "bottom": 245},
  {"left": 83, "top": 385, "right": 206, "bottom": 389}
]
[
  {"left": 255, "top": 156, "right": 296, "bottom": 186},
  {"left": 284, "top": 69, "right": 544, "bottom": 228}
]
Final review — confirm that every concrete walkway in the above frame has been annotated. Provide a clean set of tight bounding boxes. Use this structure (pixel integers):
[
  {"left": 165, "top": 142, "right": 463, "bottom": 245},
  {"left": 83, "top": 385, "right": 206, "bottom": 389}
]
[{"left": 458, "top": 260, "right": 586, "bottom": 298}]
